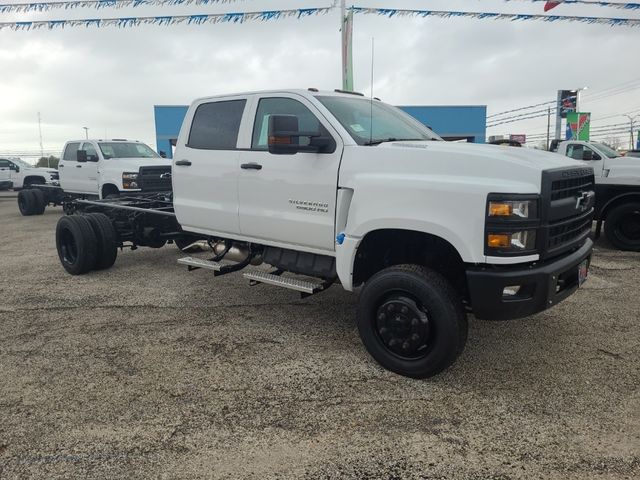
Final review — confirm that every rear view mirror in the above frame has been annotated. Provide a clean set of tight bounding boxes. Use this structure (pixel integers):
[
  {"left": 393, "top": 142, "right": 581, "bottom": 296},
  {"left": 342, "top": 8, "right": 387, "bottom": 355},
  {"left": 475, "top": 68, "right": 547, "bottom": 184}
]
[
  {"left": 582, "top": 150, "right": 593, "bottom": 161},
  {"left": 77, "top": 150, "right": 87, "bottom": 162}
]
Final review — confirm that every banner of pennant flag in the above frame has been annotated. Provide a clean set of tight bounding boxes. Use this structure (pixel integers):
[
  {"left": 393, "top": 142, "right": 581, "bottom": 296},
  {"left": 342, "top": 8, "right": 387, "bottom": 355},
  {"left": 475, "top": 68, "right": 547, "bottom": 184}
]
[{"left": 1, "top": 2, "right": 639, "bottom": 31}]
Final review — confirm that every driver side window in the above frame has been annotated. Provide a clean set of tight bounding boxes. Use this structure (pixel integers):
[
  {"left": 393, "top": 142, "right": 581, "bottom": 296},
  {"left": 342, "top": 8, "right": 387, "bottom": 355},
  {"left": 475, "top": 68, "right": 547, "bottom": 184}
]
[
  {"left": 82, "top": 142, "right": 99, "bottom": 161},
  {"left": 251, "top": 97, "right": 328, "bottom": 150}
]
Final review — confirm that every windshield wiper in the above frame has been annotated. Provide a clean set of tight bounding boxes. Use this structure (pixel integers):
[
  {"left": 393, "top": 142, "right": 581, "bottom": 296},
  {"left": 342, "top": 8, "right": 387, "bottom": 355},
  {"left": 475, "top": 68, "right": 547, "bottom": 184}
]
[{"left": 364, "top": 138, "right": 426, "bottom": 146}]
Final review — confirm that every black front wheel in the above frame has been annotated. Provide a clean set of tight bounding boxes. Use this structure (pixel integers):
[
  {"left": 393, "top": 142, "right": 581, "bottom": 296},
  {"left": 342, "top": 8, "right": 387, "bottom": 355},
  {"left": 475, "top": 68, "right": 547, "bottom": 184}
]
[
  {"left": 604, "top": 202, "right": 640, "bottom": 251},
  {"left": 357, "top": 265, "right": 468, "bottom": 378}
]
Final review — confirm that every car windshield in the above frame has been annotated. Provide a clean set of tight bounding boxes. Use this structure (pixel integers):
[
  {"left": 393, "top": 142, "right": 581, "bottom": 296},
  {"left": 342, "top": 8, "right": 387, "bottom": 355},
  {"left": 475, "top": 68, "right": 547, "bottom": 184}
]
[
  {"left": 11, "top": 158, "right": 34, "bottom": 168},
  {"left": 98, "top": 142, "right": 159, "bottom": 159},
  {"left": 593, "top": 143, "right": 621, "bottom": 159},
  {"left": 316, "top": 95, "right": 442, "bottom": 145}
]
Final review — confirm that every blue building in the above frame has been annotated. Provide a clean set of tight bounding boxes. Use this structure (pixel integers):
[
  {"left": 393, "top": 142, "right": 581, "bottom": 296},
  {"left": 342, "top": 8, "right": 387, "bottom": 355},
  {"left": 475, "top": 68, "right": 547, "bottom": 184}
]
[{"left": 154, "top": 103, "right": 486, "bottom": 158}]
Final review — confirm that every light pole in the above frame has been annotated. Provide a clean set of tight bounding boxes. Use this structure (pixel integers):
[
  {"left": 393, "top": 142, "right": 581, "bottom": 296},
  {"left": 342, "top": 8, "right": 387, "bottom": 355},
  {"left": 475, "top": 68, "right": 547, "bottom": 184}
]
[
  {"left": 623, "top": 115, "right": 638, "bottom": 150},
  {"left": 575, "top": 86, "right": 588, "bottom": 112},
  {"left": 82, "top": 126, "right": 89, "bottom": 139}
]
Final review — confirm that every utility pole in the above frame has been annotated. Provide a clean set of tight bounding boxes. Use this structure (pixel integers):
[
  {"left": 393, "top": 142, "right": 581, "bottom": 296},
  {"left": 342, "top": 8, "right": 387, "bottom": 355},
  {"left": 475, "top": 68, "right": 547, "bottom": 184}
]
[
  {"left": 624, "top": 115, "right": 638, "bottom": 150},
  {"left": 546, "top": 106, "right": 551, "bottom": 151},
  {"left": 37, "top": 112, "right": 45, "bottom": 166},
  {"left": 340, "top": 0, "right": 353, "bottom": 91}
]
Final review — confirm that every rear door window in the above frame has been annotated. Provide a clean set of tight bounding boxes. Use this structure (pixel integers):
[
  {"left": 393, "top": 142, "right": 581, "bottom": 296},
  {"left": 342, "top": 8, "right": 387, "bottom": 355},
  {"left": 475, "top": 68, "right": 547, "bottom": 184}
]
[{"left": 188, "top": 100, "right": 246, "bottom": 150}]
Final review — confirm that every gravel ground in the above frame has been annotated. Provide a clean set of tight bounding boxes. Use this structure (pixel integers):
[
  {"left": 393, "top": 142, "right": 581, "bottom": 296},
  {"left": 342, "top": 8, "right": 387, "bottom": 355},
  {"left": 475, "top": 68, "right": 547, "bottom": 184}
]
[{"left": 0, "top": 191, "right": 638, "bottom": 479}]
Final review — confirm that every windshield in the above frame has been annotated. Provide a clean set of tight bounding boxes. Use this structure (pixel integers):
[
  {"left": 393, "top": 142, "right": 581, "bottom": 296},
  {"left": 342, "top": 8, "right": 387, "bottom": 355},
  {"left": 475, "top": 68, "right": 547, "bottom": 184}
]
[
  {"left": 316, "top": 95, "right": 441, "bottom": 145},
  {"left": 11, "top": 158, "right": 34, "bottom": 168},
  {"left": 593, "top": 143, "right": 621, "bottom": 159},
  {"left": 98, "top": 142, "right": 159, "bottom": 159}
]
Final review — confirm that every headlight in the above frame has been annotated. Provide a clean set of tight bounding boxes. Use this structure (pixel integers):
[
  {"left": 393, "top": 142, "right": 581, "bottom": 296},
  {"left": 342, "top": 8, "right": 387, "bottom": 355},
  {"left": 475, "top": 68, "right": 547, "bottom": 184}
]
[
  {"left": 485, "top": 194, "right": 540, "bottom": 256},
  {"left": 488, "top": 199, "right": 537, "bottom": 219},
  {"left": 122, "top": 172, "right": 139, "bottom": 189}
]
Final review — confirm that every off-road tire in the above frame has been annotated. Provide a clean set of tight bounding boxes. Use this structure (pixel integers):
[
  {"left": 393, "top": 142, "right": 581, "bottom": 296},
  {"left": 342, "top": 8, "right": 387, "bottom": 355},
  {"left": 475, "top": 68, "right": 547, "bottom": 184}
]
[
  {"left": 30, "top": 189, "right": 46, "bottom": 215},
  {"left": 17, "top": 190, "right": 37, "bottom": 216},
  {"left": 55, "top": 215, "right": 98, "bottom": 275},
  {"left": 86, "top": 213, "right": 118, "bottom": 270},
  {"left": 604, "top": 202, "right": 640, "bottom": 251},
  {"left": 356, "top": 264, "right": 468, "bottom": 379}
]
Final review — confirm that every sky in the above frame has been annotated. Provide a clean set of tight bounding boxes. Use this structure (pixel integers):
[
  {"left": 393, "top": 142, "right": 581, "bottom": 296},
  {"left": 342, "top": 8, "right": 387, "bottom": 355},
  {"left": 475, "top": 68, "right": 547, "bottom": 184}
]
[{"left": 1, "top": 0, "right": 639, "bottom": 161}]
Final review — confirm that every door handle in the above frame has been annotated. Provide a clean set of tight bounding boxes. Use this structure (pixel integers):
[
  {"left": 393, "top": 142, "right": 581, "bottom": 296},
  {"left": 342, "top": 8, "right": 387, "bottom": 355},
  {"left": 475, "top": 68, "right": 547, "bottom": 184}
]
[
  {"left": 241, "top": 163, "right": 262, "bottom": 170},
  {"left": 76, "top": 165, "right": 82, "bottom": 168},
  {"left": 59, "top": 164, "right": 64, "bottom": 168},
  {"left": 175, "top": 160, "right": 192, "bottom": 166}
]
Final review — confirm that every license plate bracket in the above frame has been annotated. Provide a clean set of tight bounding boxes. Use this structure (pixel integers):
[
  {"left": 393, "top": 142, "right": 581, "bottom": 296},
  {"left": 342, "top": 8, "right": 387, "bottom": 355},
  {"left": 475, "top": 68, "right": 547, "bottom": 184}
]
[{"left": 578, "top": 259, "right": 589, "bottom": 287}]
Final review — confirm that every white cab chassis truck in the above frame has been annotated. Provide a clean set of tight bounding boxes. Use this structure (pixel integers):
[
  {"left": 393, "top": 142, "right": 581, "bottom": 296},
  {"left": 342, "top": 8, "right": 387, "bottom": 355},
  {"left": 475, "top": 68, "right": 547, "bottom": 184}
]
[
  {"left": 557, "top": 140, "right": 640, "bottom": 251},
  {"left": 16, "top": 139, "right": 172, "bottom": 216},
  {"left": 55, "top": 90, "right": 595, "bottom": 378}
]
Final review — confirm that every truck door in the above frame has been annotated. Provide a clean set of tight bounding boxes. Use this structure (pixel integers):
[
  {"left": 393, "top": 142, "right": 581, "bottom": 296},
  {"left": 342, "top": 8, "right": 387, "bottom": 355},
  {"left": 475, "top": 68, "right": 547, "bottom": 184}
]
[
  {"left": 172, "top": 97, "right": 247, "bottom": 236},
  {"left": 237, "top": 95, "right": 342, "bottom": 252},
  {"left": 566, "top": 143, "right": 604, "bottom": 176},
  {"left": 0, "top": 159, "right": 12, "bottom": 186},
  {"left": 58, "top": 142, "right": 81, "bottom": 192},
  {"left": 80, "top": 142, "right": 100, "bottom": 194}
]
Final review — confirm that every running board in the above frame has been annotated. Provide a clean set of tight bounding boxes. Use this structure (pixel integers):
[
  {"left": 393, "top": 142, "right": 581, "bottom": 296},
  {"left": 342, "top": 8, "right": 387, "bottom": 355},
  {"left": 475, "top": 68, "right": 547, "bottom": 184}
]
[
  {"left": 243, "top": 270, "right": 323, "bottom": 295},
  {"left": 178, "top": 256, "right": 222, "bottom": 271}
]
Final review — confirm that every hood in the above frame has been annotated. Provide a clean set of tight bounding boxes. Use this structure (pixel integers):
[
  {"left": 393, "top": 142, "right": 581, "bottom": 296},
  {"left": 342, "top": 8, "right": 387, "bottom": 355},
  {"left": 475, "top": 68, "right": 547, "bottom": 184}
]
[
  {"left": 106, "top": 158, "right": 172, "bottom": 170},
  {"left": 380, "top": 141, "right": 577, "bottom": 172},
  {"left": 605, "top": 155, "right": 640, "bottom": 179},
  {"left": 25, "top": 167, "right": 58, "bottom": 173}
]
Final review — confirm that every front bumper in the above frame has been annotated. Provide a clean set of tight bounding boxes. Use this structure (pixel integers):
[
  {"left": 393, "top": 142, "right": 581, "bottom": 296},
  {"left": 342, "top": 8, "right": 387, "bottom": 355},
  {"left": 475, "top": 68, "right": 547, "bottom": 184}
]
[
  {"left": 466, "top": 238, "right": 593, "bottom": 320},
  {"left": 0, "top": 180, "right": 13, "bottom": 190}
]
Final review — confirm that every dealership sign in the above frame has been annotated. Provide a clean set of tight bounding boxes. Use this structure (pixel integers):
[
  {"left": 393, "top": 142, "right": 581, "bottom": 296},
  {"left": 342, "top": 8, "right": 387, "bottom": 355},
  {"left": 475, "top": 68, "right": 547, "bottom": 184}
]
[{"left": 567, "top": 112, "right": 591, "bottom": 141}]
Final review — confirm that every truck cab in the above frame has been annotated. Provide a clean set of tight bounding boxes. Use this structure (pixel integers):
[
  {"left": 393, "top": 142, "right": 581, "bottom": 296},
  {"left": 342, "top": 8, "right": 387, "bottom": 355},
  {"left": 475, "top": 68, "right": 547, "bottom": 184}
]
[
  {"left": 0, "top": 157, "right": 58, "bottom": 189},
  {"left": 557, "top": 140, "right": 640, "bottom": 179},
  {"left": 58, "top": 139, "right": 171, "bottom": 198}
]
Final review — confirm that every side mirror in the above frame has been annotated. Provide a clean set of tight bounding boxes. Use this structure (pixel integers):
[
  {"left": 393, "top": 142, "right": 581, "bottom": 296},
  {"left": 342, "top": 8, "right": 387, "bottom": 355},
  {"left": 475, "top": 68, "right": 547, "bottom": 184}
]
[
  {"left": 77, "top": 150, "right": 87, "bottom": 162},
  {"left": 159, "top": 151, "right": 167, "bottom": 158},
  {"left": 268, "top": 115, "right": 300, "bottom": 155},
  {"left": 582, "top": 150, "right": 593, "bottom": 161},
  {"left": 12, "top": 165, "right": 20, "bottom": 173},
  {"left": 268, "top": 114, "right": 336, "bottom": 155}
]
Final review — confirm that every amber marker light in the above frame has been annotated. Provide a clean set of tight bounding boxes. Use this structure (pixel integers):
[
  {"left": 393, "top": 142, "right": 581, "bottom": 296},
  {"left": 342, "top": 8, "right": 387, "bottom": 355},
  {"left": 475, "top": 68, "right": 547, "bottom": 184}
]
[
  {"left": 488, "top": 234, "right": 511, "bottom": 248},
  {"left": 489, "top": 202, "right": 513, "bottom": 217}
]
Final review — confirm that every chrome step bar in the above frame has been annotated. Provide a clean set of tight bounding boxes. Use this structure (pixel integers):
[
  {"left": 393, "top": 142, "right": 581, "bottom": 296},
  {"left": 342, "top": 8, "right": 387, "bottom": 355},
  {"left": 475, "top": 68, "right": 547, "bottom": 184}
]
[
  {"left": 178, "top": 256, "right": 222, "bottom": 271},
  {"left": 243, "top": 270, "right": 322, "bottom": 294}
]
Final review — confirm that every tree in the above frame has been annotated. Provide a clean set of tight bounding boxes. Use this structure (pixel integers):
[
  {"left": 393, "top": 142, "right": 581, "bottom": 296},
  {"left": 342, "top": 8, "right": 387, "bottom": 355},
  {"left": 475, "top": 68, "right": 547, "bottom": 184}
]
[{"left": 36, "top": 156, "right": 59, "bottom": 169}]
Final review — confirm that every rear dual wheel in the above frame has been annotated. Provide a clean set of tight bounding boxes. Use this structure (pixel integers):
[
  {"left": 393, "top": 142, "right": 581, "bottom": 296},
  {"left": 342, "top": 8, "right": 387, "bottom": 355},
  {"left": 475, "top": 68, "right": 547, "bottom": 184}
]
[
  {"left": 357, "top": 265, "right": 468, "bottom": 379},
  {"left": 56, "top": 213, "right": 118, "bottom": 275},
  {"left": 604, "top": 202, "right": 640, "bottom": 252},
  {"left": 17, "top": 189, "right": 46, "bottom": 216}
]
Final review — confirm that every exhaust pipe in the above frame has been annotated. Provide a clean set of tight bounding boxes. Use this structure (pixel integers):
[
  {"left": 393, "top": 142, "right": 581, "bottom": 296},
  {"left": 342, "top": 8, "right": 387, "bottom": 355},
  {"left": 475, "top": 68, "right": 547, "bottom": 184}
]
[{"left": 213, "top": 241, "right": 262, "bottom": 266}]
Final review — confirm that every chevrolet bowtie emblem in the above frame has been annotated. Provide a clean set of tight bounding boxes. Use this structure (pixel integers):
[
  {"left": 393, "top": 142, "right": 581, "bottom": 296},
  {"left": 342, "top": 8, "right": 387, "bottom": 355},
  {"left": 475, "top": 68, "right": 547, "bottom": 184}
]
[
  {"left": 160, "top": 172, "right": 172, "bottom": 179},
  {"left": 575, "top": 191, "right": 593, "bottom": 211}
]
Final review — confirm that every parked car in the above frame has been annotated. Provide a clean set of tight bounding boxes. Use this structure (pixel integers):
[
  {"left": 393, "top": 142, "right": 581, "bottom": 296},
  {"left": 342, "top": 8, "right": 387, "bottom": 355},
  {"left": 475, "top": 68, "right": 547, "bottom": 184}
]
[
  {"left": 625, "top": 150, "right": 640, "bottom": 158},
  {"left": 0, "top": 157, "right": 58, "bottom": 189}
]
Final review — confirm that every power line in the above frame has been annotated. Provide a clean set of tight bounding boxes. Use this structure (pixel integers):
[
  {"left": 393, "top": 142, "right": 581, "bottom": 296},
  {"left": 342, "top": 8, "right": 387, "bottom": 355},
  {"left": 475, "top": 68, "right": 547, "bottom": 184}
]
[{"left": 487, "top": 100, "right": 556, "bottom": 119}]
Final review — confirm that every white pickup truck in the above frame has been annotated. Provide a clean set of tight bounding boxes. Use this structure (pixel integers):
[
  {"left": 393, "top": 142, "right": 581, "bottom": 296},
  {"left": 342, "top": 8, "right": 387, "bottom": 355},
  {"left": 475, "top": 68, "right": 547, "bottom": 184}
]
[
  {"left": 0, "top": 157, "right": 58, "bottom": 190},
  {"left": 557, "top": 140, "right": 640, "bottom": 250},
  {"left": 17, "top": 139, "right": 172, "bottom": 216},
  {"left": 54, "top": 89, "right": 595, "bottom": 378}
]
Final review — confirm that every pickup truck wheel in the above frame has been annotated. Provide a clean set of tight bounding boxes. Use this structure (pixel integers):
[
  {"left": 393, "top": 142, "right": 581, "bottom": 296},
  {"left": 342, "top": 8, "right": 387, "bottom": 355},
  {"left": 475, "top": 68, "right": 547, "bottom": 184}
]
[
  {"left": 86, "top": 213, "right": 118, "bottom": 270},
  {"left": 604, "top": 202, "right": 640, "bottom": 251},
  {"left": 356, "top": 265, "right": 468, "bottom": 378},
  {"left": 30, "top": 189, "right": 46, "bottom": 215},
  {"left": 17, "top": 190, "right": 36, "bottom": 216},
  {"left": 55, "top": 215, "right": 98, "bottom": 275}
]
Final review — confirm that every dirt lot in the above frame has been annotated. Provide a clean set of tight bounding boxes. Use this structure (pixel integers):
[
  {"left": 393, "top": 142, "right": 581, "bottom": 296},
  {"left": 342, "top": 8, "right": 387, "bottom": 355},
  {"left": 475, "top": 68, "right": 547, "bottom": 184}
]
[{"left": 0, "top": 191, "right": 638, "bottom": 479}]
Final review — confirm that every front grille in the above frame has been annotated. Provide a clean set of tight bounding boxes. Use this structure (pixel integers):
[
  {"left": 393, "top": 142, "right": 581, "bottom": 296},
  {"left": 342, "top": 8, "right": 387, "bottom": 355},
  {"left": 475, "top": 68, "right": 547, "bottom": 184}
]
[
  {"left": 50, "top": 172, "right": 59, "bottom": 180},
  {"left": 138, "top": 165, "right": 172, "bottom": 192},
  {"left": 541, "top": 167, "right": 595, "bottom": 258},
  {"left": 547, "top": 211, "right": 593, "bottom": 249},
  {"left": 550, "top": 177, "right": 594, "bottom": 201}
]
